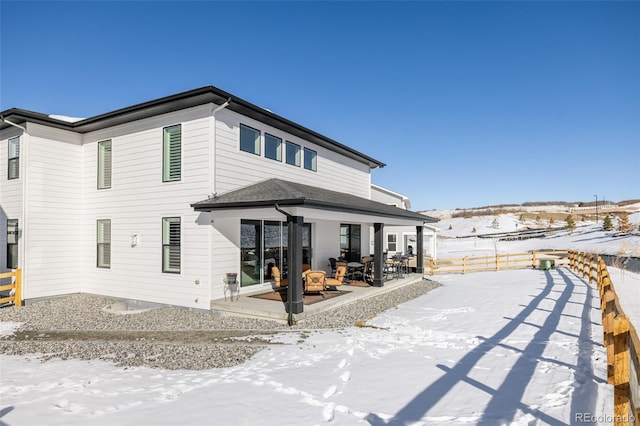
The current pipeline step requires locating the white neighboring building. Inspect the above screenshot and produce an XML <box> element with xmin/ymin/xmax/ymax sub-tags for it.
<box><xmin>370</xmin><ymin>184</ymin><xmax>439</xmax><ymax>259</ymax></box>
<box><xmin>1</xmin><ymin>86</ymin><xmax>437</xmax><ymax>314</ymax></box>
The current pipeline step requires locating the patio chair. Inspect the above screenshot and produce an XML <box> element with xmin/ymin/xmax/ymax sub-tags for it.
<box><xmin>325</xmin><ymin>265</ymin><xmax>347</xmax><ymax>289</ymax></box>
<box><xmin>271</xmin><ymin>266</ymin><xmax>288</xmax><ymax>290</ymax></box>
<box><xmin>303</xmin><ymin>270</ymin><xmax>326</xmax><ymax>295</ymax></box>
<box><xmin>328</xmin><ymin>257</ymin><xmax>337</xmax><ymax>276</ymax></box>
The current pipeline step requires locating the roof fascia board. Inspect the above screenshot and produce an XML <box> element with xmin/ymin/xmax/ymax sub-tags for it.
<box><xmin>192</xmin><ymin>198</ymin><xmax>436</xmax><ymax>223</ymax></box>
<box><xmin>1</xmin><ymin>86</ymin><xmax>385</xmax><ymax>168</ymax></box>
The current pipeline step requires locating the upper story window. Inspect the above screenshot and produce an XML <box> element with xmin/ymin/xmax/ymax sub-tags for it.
<box><xmin>6</xmin><ymin>219</ymin><xmax>18</xmax><ymax>269</ymax></box>
<box><xmin>304</xmin><ymin>148</ymin><xmax>317</xmax><ymax>171</ymax></box>
<box><xmin>97</xmin><ymin>140</ymin><xmax>112</xmax><ymax>189</ymax></box>
<box><xmin>96</xmin><ymin>219</ymin><xmax>111</xmax><ymax>268</ymax></box>
<box><xmin>240</xmin><ymin>124</ymin><xmax>260</xmax><ymax>155</ymax></box>
<box><xmin>8</xmin><ymin>137</ymin><xmax>19</xmax><ymax>180</ymax></box>
<box><xmin>286</xmin><ymin>141</ymin><xmax>300</xmax><ymax>166</ymax></box>
<box><xmin>264</xmin><ymin>133</ymin><xmax>282</xmax><ymax>161</ymax></box>
<box><xmin>163</xmin><ymin>124</ymin><xmax>181</xmax><ymax>182</ymax></box>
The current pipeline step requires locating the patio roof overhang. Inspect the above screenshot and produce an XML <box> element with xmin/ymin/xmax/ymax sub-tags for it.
<box><xmin>191</xmin><ymin>178</ymin><xmax>438</xmax><ymax>227</ymax></box>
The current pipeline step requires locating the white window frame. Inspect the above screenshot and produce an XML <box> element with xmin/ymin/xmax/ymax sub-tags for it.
<box><xmin>8</xmin><ymin>136</ymin><xmax>19</xmax><ymax>180</ymax></box>
<box><xmin>97</xmin><ymin>139</ymin><xmax>112</xmax><ymax>189</ymax></box>
<box><xmin>97</xmin><ymin>219</ymin><xmax>111</xmax><ymax>268</ymax></box>
<box><xmin>162</xmin><ymin>217</ymin><xmax>181</xmax><ymax>273</ymax></box>
<box><xmin>387</xmin><ymin>233</ymin><xmax>397</xmax><ymax>252</ymax></box>
<box><xmin>7</xmin><ymin>219</ymin><xmax>18</xmax><ymax>269</ymax></box>
<box><xmin>163</xmin><ymin>124</ymin><xmax>182</xmax><ymax>182</ymax></box>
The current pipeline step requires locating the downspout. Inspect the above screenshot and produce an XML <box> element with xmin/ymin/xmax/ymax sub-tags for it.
<box><xmin>274</xmin><ymin>204</ymin><xmax>295</xmax><ymax>326</ymax></box>
<box><xmin>210</xmin><ymin>98</ymin><xmax>231</xmax><ymax>196</ymax></box>
<box><xmin>1</xmin><ymin>118</ymin><xmax>29</xmax><ymax>303</ymax></box>
<box><xmin>208</xmin><ymin>99</ymin><xmax>230</xmax><ymax>305</ymax></box>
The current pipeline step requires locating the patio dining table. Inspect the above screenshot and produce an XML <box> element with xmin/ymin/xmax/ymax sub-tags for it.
<box><xmin>346</xmin><ymin>262</ymin><xmax>364</xmax><ymax>281</ymax></box>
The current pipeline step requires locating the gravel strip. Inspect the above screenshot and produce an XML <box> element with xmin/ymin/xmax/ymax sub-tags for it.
<box><xmin>0</xmin><ymin>279</ymin><xmax>440</xmax><ymax>370</ymax></box>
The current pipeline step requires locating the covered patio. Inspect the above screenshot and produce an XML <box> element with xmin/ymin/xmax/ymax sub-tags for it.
<box><xmin>210</xmin><ymin>273</ymin><xmax>427</xmax><ymax>323</ymax></box>
<box><xmin>192</xmin><ymin>178</ymin><xmax>438</xmax><ymax>324</ymax></box>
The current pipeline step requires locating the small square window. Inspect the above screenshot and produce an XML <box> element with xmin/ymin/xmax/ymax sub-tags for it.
<box><xmin>265</xmin><ymin>133</ymin><xmax>282</xmax><ymax>161</ymax></box>
<box><xmin>304</xmin><ymin>148</ymin><xmax>317</xmax><ymax>171</ymax></box>
<box><xmin>240</xmin><ymin>124</ymin><xmax>260</xmax><ymax>155</ymax></box>
<box><xmin>286</xmin><ymin>141</ymin><xmax>300</xmax><ymax>166</ymax></box>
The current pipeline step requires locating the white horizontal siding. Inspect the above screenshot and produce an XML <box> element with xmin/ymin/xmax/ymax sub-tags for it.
<box><xmin>213</xmin><ymin>110</ymin><xmax>371</xmax><ymax>198</ymax></box>
<box><xmin>80</xmin><ymin>105</ymin><xmax>212</xmax><ymax>308</ymax></box>
<box><xmin>23</xmin><ymin>124</ymin><xmax>83</xmax><ymax>298</ymax></box>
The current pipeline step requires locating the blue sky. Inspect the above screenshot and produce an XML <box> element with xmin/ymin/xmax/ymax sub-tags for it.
<box><xmin>1</xmin><ymin>1</ymin><xmax>638</xmax><ymax>210</ymax></box>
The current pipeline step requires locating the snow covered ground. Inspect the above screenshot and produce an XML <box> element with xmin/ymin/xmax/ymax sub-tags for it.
<box><xmin>1</xmin><ymin>217</ymin><xmax>638</xmax><ymax>426</ymax></box>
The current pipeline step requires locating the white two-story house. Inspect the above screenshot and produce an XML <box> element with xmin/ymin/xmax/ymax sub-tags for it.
<box><xmin>1</xmin><ymin>86</ymin><xmax>437</xmax><ymax>315</ymax></box>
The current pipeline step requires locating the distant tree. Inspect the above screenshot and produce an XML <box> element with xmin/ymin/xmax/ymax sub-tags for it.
<box><xmin>617</xmin><ymin>213</ymin><xmax>634</xmax><ymax>234</ymax></box>
<box><xmin>535</xmin><ymin>215</ymin><xmax>541</xmax><ymax>226</ymax></box>
<box><xmin>565</xmin><ymin>215</ymin><xmax>576</xmax><ymax>233</ymax></box>
<box><xmin>472</xmin><ymin>227</ymin><xmax>477</xmax><ymax>233</ymax></box>
<box><xmin>492</xmin><ymin>218</ymin><xmax>500</xmax><ymax>229</ymax></box>
<box><xmin>448</xmin><ymin>224</ymin><xmax>453</xmax><ymax>230</ymax></box>
<box><xmin>602</xmin><ymin>215</ymin><xmax>614</xmax><ymax>231</ymax></box>
<box><xmin>519</xmin><ymin>214</ymin><xmax>525</xmax><ymax>222</ymax></box>
<box><xmin>549</xmin><ymin>217</ymin><xmax>555</xmax><ymax>225</ymax></box>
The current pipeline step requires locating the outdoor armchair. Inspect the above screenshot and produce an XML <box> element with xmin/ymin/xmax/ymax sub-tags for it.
<box><xmin>324</xmin><ymin>265</ymin><xmax>347</xmax><ymax>288</ymax></box>
<box><xmin>303</xmin><ymin>270</ymin><xmax>326</xmax><ymax>294</ymax></box>
<box><xmin>271</xmin><ymin>266</ymin><xmax>288</xmax><ymax>289</ymax></box>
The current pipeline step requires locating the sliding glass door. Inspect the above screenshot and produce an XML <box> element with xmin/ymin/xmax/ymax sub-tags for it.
<box><xmin>340</xmin><ymin>224</ymin><xmax>361</xmax><ymax>262</ymax></box>
<box><xmin>240</xmin><ymin>220</ymin><xmax>312</xmax><ymax>287</ymax></box>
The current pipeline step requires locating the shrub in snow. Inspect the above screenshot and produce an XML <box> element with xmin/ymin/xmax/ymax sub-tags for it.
<box><xmin>617</xmin><ymin>212</ymin><xmax>634</xmax><ymax>234</ymax></box>
<box><xmin>565</xmin><ymin>215</ymin><xmax>576</xmax><ymax>233</ymax></box>
<box><xmin>602</xmin><ymin>215</ymin><xmax>614</xmax><ymax>231</ymax></box>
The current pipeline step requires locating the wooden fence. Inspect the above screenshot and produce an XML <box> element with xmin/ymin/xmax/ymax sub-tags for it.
<box><xmin>569</xmin><ymin>250</ymin><xmax>640</xmax><ymax>426</ymax></box>
<box><xmin>426</xmin><ymin>250</ymin><xmax>569</xmax><ymax>275</ymax></box>
<box><xmin>0</xmin><ymin>269</ymin><xmax>22</xmax><ymax>307</ymax></box>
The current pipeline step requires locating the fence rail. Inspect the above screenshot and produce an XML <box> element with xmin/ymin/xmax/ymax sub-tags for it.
<box><xmin>0</xmin><ymin>269</ymin><xmax>22</xmax><ymax>307</ymax></box>
<box><xmin>426</xmin><ymin>251</ymin><xmax>569</xmax><ymax>275</ymax></box>
<box><xmin>569</xmin><ymin>251</ymin><xmax>640</xmax><ymax>426</ymax></box>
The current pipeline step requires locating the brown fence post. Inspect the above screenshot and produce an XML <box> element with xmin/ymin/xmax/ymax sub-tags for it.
<box><xmin>604</xmin><ymin>288</ymin><xmax>616</xmax><ymax>383</ymax></box>
<box><xmin>613</xmin><ymin>316</ymin><xmax>630</xmax><ymax>425</ymax></box>
<box><xmin>430</xmin><ymin>258</ymin><xmax>435</xmax><ymax>276</ymax></box>
<box><xmin>532</xmin><ymin>251</ymin><xmax>537</xmax><ymax>269</ymax></box>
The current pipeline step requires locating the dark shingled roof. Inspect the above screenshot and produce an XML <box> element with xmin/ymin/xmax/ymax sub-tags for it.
<box><xmin>192</xmin><ymin>179</ymin><xmax>438</xmax><ymax>223</ymax></box>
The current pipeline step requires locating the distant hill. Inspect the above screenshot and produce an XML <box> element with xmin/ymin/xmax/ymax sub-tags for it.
<box><xmin>421</xmin><ymin>199</ymin><xmax>640</xmax><ymax>220</ymax></box>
